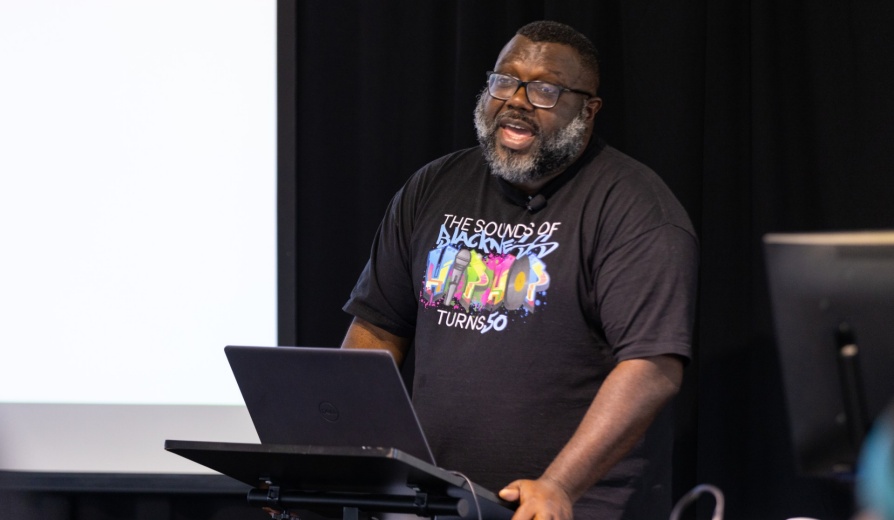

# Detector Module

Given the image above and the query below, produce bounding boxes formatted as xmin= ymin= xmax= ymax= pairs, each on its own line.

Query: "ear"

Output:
xmin=584 ymin=96 xmax=603 ymax=122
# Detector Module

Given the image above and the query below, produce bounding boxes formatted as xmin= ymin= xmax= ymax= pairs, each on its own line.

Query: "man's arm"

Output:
xmin=340 ymin=317 xmax=411 ymax=366
xmin=498 ymin=354 xmax=684 ymax=520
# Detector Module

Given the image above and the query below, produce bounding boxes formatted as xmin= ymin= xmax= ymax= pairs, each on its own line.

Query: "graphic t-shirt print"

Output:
xmin=420 ymin=213 xmax=561 ymax=333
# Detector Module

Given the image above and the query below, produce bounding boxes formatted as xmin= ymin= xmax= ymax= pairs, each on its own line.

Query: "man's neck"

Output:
xmin=510 ymin=170 xmax=564 ymax=196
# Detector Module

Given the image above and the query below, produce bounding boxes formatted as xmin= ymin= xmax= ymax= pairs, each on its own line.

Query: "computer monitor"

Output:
xmin=764 ymin=231 xmax=894 ymax=477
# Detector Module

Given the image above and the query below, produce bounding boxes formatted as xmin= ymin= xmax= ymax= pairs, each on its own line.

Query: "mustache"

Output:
xmin=494 ymin=110 xmax=540 ymax=135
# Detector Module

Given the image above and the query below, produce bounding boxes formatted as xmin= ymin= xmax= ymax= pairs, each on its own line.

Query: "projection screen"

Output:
xmin=0 ymin=0 xmax=275 ymax=479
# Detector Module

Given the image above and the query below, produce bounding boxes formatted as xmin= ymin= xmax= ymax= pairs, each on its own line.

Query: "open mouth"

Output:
xmin=497 ymin=118 xmax=537 ymax=151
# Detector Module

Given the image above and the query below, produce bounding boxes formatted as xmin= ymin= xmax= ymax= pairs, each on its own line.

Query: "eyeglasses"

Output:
xmin=486 ymin=71 xmax=595 ymax=109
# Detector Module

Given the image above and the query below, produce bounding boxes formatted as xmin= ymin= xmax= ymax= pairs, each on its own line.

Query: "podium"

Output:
xmin=165 ymin=440 xmax=515 ymax=520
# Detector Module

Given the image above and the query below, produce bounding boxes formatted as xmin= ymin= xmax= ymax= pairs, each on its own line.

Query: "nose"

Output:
xmin=506 ymin=84 xmax=535 ymax=111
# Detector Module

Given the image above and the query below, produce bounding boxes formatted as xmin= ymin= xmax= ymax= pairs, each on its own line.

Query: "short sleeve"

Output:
xmin=596 ymin=223 xmax=698 ymax=362
xmin=343 ymin=186 xmax=418 ymax=338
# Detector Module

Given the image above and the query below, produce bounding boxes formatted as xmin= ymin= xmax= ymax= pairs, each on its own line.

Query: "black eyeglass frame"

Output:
xmin=485 ymin=71 xmax=596 ymax=108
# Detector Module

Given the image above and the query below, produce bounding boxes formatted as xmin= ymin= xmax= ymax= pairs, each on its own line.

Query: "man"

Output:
xmin=342 ymin=20 xmax=698 ymax=520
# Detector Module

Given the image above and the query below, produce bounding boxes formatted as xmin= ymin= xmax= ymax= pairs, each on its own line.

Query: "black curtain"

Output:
xmin=279 ymin=1 xmax=894 ymax=520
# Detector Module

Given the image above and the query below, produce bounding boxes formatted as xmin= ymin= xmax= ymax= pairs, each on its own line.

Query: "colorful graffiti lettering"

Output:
xmin=424 ymin=245 xmax=458 ymax=303
xmin=423 ymin=246 xmax=549 ymax=312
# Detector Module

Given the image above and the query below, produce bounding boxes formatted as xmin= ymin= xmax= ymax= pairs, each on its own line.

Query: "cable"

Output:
xmin=669 ymin=483 xmax=725 ymax=520
xmin=449 ymin=471 xmax=483 ymax=520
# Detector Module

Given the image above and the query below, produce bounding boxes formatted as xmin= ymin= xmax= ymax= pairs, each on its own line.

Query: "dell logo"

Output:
xmin=318 ymin=401 xmax=340 ymax=422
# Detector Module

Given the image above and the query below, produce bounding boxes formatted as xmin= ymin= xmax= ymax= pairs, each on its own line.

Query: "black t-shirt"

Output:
xmin=345 ymin=140 xmax=698 ymax=520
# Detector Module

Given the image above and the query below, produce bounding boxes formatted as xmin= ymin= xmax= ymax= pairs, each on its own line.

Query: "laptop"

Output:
xmin=163 ymin=346 xmax=515 ymax=519
xmin=224 ymin=345 xmax=435 ymax=463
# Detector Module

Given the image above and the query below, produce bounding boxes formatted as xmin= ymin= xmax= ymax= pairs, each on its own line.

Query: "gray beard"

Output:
xmin=474 ymin=88 xmax=589 ymax=185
